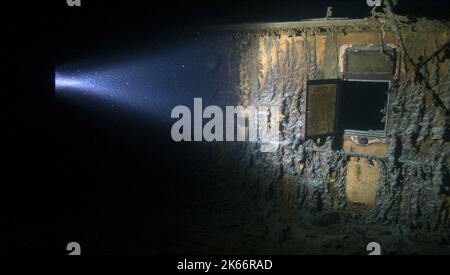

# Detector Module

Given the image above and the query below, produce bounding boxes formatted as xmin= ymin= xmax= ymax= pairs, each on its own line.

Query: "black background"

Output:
xmin=8 ymin=0 xmax=450 ymax=255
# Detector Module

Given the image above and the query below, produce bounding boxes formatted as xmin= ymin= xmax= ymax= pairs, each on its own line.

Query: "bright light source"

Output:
xmin=55 ymin=73 xmax=101 ymax=93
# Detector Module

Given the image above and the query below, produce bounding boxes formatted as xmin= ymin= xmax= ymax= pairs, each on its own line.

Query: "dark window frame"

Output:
xmin=342 ymin=79 xmax=391 ymax=139
xmin=304 ymin=79 xmax=342 ymax=139
xmin=302 ymin=46 xmax=395 ymax=141
xmin=343 ymin=46 xmax=396 ymax=81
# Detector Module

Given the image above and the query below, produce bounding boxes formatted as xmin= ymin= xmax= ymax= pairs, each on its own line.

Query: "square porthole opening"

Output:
xmin=341 ymin=80 xmax=390 ymax=137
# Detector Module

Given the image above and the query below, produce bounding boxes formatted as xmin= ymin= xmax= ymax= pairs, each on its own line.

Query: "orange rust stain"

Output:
xmin=343 ymin=139 xmax=388 ymax=207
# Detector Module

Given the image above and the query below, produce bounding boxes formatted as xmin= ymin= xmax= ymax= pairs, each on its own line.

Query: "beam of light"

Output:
xmin=55 ymin=37 xmax=220 ymax=122
xmin=54 ymin=63 xmax=167 ymax=119
xmin=55 ymin=74 xmax=83 ymax=89
xmin=55 ymin=72 xmax=107 ymax=95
